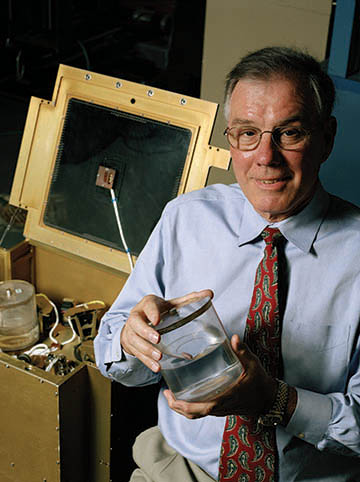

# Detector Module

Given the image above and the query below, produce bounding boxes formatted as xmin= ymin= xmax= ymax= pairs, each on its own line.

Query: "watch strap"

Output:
xmin=257 ymin=379 xmax=290 ymax=427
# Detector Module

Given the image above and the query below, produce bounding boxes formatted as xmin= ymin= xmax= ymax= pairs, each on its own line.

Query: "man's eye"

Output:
xmin=281 ymin=128 xmax=302 ymax=138
xmin=239 ymin=129 xmax=258 ymax=138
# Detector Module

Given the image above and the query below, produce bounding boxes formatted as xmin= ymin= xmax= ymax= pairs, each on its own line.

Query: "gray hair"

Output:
xmin=224 ymin=46 xmax=335 ymax=123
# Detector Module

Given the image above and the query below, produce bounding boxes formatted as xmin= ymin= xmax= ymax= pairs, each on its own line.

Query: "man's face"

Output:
xmin=228 ymin=77 xmax=336 ymax=222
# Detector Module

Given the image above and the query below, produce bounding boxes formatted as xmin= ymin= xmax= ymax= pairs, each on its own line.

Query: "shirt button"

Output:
xmin=298 ymin=433 xmax=305 ymax=439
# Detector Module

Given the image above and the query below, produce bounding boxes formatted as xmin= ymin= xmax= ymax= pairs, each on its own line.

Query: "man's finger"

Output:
xmin=163 ymin=389 xmax=214 ymax=419
xmin=168 ymin=289 xmax=214 ymax=307
xmin=231 ymin=335 xmax=256 ymax=371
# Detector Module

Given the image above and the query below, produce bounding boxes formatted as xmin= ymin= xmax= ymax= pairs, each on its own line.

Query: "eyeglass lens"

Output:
xmin=225 ymin=126 xmax=308 ymax=151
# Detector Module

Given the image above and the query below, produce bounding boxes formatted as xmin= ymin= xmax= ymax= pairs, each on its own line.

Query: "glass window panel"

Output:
xmin=44 ymin=98 xmax=191 ymax=256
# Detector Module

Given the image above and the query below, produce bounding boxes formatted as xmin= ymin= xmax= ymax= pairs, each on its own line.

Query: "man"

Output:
xmin=94 ymin=47 xmax=360 ymax=481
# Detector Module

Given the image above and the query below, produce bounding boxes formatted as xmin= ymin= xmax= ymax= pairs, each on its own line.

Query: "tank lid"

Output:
xmin=0 ymin=280 xmax=35 ymax=308
xmin=155 ymin=295 xmax=211 ymax=335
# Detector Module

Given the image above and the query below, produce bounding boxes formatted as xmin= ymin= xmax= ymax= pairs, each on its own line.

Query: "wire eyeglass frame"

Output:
xmin=223 ymin=125 xmax=312 ymax=151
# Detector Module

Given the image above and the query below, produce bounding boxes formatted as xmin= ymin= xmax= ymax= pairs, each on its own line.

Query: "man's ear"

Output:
xmin=321 ymin=116 xmax=337 ymax=164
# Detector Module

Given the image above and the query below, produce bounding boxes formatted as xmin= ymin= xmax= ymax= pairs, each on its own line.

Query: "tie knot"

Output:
xmin=261 ymin=227 xmax=283 ymax=245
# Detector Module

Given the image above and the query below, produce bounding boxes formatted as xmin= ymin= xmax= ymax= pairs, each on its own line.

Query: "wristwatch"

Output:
xmin=257 ymin=379 xmax=290 ymax=427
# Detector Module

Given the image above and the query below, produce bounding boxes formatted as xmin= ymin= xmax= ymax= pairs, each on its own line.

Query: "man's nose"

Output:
xmin=256 ymin=132 xmax=281 ymax=165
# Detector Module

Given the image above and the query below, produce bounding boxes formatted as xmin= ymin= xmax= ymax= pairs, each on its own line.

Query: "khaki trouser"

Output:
xmin=129 ymin=426 xmax=217 ymax=482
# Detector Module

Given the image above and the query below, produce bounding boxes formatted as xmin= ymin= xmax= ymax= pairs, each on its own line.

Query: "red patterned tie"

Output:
xmin=219 ymin=227 xmax=284 ymax=482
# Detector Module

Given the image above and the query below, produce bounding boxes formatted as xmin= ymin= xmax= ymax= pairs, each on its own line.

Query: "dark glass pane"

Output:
xmin=44 ymin=98 xmax=191 ymax=256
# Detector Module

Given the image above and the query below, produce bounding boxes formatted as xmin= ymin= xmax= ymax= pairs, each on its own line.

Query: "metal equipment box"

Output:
xmin=0 ymin=64 xmax=230 ymax=482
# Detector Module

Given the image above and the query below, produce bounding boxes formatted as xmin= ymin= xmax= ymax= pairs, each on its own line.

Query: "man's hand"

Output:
xmin=163 ymin=334 xmax=278 ymax=419
xmin=120 ymin=289 xmax=213 ymax=373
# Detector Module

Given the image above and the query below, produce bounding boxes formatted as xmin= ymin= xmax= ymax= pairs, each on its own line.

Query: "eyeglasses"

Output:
xmin=223 ymin=125 xmax=311 ymax=151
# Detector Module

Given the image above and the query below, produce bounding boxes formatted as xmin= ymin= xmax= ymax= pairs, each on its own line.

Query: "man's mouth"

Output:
xmin=258 ymin=177 xmax=289 ymax=184
xmin=261 ymin=179 xmax=281 ymax=184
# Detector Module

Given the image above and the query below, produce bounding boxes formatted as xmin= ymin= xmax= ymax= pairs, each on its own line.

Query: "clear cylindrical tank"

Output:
xmin=0 ymin=280 xmax=39 ymax=351
xmin=155 ymin=294 xmax=243 ymax=402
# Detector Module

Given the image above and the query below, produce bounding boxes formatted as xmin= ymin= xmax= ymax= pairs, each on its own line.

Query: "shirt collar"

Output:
xmin=237 ymin=183 xmax=330 ymax=253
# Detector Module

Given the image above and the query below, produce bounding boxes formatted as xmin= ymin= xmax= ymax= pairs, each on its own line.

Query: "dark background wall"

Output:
xmin=2 ymin=1 xmax=360 ymax=208
xmin=0 ymin=0 xmax=206 ymax=195
xmin=320 ymin=80 xmax=360 ymax=207
xmin=320 ymin=0 xmax=360 ymax=208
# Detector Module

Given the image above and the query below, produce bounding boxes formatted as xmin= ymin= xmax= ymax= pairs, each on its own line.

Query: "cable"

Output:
xmin=20 ymin=299 xmax=78 ymax=370
xmin=15 ymin=49 xmax=25 ymax=81
xmin=110 ymin=188 xmax=134 ymax=271
xmin=0 ymin=206 xmax=21 ymax=247
xmin=77 ymin=40 xmax=90 ymax=69
xmin=45 ymin=356 xmax=58 ymax=372
xmin=48 ymin=300 xmax=60 ymax=344
xmin=24 ymin=343 xmax=51 ymax=356
xmin=48 ymin=300 xmax=77 ymax=346
xmin=61 ymin=317 xmax=77 ymax=345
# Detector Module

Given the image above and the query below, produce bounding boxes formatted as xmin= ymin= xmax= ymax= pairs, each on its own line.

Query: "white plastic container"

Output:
xmin=0 ymin=280 xmax=39 ymax=351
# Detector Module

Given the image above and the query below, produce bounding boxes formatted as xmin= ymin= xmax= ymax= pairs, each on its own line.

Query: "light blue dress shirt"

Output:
xmin=94 ymin=182 xmax=360 ymax=481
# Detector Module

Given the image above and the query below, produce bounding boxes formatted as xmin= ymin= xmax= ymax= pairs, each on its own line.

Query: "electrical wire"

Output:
xmin=77 ymin=40 xmax=90 ymax=69
xmin=24 ymin=343 xmax=52 ymax=356
xmin=16 ymin=49 xmax=25 ymax=81
xmin=110 ymin=188 xmax=134 ymax=271
xmin=21 ymin=300 xmax=78 ymax=364
xmin=45 ymin=356 xmax=58 ymax=372
xmin=48 ymin=300 xmax=77 ymax=346
xmin=0 ymin=206 xmax=21 ymax=247
xmin=48 ymin=299 xmax=60 ymax=344
xmin=61 ymin=317 xmax=77 ymax=345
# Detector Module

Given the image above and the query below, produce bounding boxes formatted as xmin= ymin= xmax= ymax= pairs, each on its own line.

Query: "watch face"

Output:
xmin=259 ymin=414 xmax=282 ymax=427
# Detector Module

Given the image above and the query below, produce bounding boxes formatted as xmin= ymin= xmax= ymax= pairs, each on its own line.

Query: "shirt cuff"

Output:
xmin=102 ymin=323 xmax=135 ymax=367
xmin=285 ymin=387 xmax=332 ymax=446
xmin=110 ymin=324 xmax=126 ymax=362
